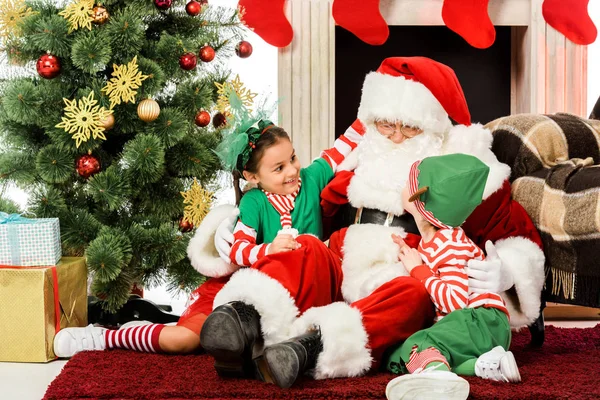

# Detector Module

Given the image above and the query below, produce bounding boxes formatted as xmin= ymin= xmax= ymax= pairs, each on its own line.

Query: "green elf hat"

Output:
xmin=407 ymin=153 xmax=489 ymax=228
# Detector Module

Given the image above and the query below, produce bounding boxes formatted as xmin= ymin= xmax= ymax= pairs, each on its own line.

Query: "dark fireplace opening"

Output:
xmin=335 ymin=26 xmax=511 ymax=136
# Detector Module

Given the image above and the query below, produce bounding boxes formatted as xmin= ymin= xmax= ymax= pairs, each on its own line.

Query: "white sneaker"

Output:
xmin=386 ymin=364 xmax=469 ymax=400
xmin=475 ymin=346 xmax=521 ymax=383
xmin=53 ymin=324 xmax=107 ymax=358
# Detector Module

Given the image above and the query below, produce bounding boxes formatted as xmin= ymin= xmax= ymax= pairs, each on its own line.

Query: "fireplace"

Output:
xmin=277 ymin=0 xmax=588 ymax=165
xmin=335 ymin=25 xmax=512 ymax=135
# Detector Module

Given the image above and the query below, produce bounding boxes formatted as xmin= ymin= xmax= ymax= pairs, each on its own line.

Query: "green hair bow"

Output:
xmin=214 ymin=83 xmax=277 ymax=172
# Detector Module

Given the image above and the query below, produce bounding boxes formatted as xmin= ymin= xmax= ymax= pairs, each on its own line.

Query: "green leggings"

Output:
xmin=386 ymin=307 xmax=511 ymax=376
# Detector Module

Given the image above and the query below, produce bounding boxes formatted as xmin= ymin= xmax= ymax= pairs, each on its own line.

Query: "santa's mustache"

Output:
xmin=362 ymin=125 xmax=444 ymax=157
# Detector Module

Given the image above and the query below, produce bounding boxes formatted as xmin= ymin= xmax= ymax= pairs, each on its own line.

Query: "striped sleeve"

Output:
xmin=230 ymin=220 xmax=270 ymax=267
xmin=320 ymin=119 xmax=366 ymax=172
xmin=412 ymin=232 xmax=475 ymax=315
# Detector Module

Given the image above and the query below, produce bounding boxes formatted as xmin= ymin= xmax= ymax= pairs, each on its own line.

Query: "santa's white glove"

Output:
xmin=214 ymin=207 xmax=239 ymax=263
xmin=466 ymin=241 xmax=514 ymax=294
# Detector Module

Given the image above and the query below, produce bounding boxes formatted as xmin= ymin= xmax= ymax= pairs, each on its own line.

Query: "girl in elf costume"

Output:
xmin=385 ymin=153 xmax=520 ymax=400
xmin=53 ymin=109 xmax=365 ymax=359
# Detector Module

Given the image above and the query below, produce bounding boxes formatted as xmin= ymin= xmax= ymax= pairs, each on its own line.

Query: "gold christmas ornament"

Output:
xmin=215 ymin=74 xmax=257 ymax=117
xmin=92 ymin=5 xmax=109 ymax=24
xmin=100 ymin=113 xmax=115 ymax=130
xmin=137 ymin=99 xmax=160 ymax=122
xmin=59 ymin=0 xmax=95 ymax=33
xmin=101 ymin=56 xmax=149 ymax=109
xmin=0 ymin=0 xmax=36 ymax=44
xmin=181 ymin=178 xmax=214 ymax=227
xmin=55 ymin=91 xmax=113 ymax=148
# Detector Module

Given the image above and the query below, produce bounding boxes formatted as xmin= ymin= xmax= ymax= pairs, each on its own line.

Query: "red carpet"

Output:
xmin=45 ymin=324 xmax=600 ymax=399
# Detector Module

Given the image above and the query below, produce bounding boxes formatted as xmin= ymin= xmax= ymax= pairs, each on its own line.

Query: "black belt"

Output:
xmin=350 ymin=206 xmax=419 ymax=235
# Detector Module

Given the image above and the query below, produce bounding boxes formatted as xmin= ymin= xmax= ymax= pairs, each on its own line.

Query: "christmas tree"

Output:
xmin=0 ymin=0 xmax=247 ymax=312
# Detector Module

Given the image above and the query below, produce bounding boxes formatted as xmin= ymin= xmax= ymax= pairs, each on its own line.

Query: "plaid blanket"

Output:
xmin=485 ymin=113 xmax=600 ymax=307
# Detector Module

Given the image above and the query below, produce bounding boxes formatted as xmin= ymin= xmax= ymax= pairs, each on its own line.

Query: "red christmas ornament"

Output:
xmin=76 ymin=154 xmax=101 ymax=178
xmin=154 ymin=0 xmax=172 ymax=10
xmin=199 ymin=45 xmax=215 ymax=62
xmin=36 ymin=53 xmax=61 ymax=79
xmin=186 ymin=1 xmax=202 ymax=16
xmin=195 ymin=110 xmax=211 ymax=127
xmin=179 ymin=52 xmax=197 ymax=70
xmin=212 ymin=112 xmax=227 ymax=128
xmin=179 ymin=218 xmax=194 ymax=233
xmin=235 ymin=41 xmax=253 ymax=58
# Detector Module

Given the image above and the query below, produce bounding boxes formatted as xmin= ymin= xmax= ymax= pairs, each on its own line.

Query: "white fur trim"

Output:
xmin=357 ymin=72 xmax=452 ymax=133
xmin=213 ymin=268 xmax=299 ymax=345
xmin=495 ymin=237 xmax=546 ymax=328
xmin=277 ymin=228 xmax=298 ymax=238
xmin=342 ymin=224 xmax=409 ymax=303
xmin=290 ymin=302 xmax=373 ymax=379
xmin=187 ymin=204 xmax=240 ymax=278
xmin=443 ymin=124 xmax=511 ymax=198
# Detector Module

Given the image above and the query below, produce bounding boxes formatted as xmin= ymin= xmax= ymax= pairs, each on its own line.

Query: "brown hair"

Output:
xmin=234 ymin=126 xmax=290 ymax=204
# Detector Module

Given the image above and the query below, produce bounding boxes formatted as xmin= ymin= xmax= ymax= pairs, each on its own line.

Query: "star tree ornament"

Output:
xmin=55 ymin=91 xmax=113 ymax=148
xmin=0 ymin=0 xmax=37 ymax=45
xmin=101 ymin=56 xmax=149 ymax=109
xmin=215 ymin=74 xmax=257 ymax=117
xmin=181 ymin=178 xmax=214 ymax=227
xmin=59 ymin=0 xmax=95 ymax=33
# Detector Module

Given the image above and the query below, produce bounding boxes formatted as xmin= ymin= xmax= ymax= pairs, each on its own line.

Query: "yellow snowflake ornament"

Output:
xmin=101 ymin=56 xmax=149 ymax=109
xmin=181 ymin=179 xmax=214 ymax=227
xmin=215 ymin=75 xmax=257 ymax=116
xmin=59 ymin=0 xmax=95 ymax=33
xmin=0 ymin=0 xmax=36 ymax=44
xmin=55 ymin=91 xmax=113 ymax=148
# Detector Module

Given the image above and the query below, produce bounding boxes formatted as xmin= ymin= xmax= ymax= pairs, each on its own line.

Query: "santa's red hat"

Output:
xmin=357 ymin=57 xmax=471 ymax=133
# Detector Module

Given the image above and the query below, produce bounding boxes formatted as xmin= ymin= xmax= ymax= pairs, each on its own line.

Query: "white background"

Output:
xmin=2 ymin=1 xmax=600 ymax=314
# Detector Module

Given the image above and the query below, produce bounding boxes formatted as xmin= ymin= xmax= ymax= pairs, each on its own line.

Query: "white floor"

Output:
xmin=2 ymin=320 xmax=598 ymax=400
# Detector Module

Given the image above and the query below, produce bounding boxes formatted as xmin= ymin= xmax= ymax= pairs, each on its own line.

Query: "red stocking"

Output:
xmin=542 ymin=0 xmax=597 ymax=45
xmin=238 ymin=0 xmax=293 ymax=48
xmin=442 ymin=0 xmax=495 ymax=49
xmin=332 ymin=0 xmax=389 ymax=46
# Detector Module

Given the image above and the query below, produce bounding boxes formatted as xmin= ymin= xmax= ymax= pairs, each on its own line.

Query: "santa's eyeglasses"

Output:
xmin=375 ymin=121 xmax=423 ymax=139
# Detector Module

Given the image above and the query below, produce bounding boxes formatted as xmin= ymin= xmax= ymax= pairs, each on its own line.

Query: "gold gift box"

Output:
xmin=0 ymin=257 xmax=87 ymax=362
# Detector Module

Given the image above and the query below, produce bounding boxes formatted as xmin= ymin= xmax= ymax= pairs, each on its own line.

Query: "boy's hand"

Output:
xmin=392 ymin=234 xmax=423 ymax=272
xmin=268 ymin=234 xmax=301 ymax=254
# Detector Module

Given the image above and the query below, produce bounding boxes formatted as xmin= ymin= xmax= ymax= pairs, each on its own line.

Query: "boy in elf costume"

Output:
xmin=386 ymin=153 xmax=520 ymax=400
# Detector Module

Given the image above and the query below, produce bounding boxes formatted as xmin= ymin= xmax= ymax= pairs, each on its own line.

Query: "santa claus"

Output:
xmin=190 ymin=57 xmax=545 ymax=388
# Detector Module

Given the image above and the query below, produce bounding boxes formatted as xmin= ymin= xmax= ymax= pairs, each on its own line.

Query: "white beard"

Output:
xmin=347 ymin=126 xmax=445 ymax=215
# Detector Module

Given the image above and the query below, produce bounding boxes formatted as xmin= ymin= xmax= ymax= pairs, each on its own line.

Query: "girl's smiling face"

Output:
xmin=243 ymin=138 xmax=301 ymax=195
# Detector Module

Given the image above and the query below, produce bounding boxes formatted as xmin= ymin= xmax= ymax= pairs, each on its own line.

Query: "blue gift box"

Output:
xmin=0 ymin=213 xmax=62 ymax=266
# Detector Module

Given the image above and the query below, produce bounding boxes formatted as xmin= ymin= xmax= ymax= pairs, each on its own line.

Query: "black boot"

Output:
xmin=255 ymin=329 xmax=323 ymax=388
xmin=200 ymin=301 xmax=263 ymax=378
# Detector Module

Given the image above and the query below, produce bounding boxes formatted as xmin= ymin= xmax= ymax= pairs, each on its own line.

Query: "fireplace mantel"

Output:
xmin=277 ymin=0 xmax=587 ymax=165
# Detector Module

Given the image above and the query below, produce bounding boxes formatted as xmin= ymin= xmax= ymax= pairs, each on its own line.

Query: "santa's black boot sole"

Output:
xmin=200 ymin=302 xmax=262 ymax=378
xmin=256 ymin=342 xmax=305 ymax=388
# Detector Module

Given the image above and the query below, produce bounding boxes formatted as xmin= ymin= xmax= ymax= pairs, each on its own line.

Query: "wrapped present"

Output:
xmin=0 ymin=213 xmax=62 ymax=266
xmin=0 ymin=257 xmax=87 ymax=362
